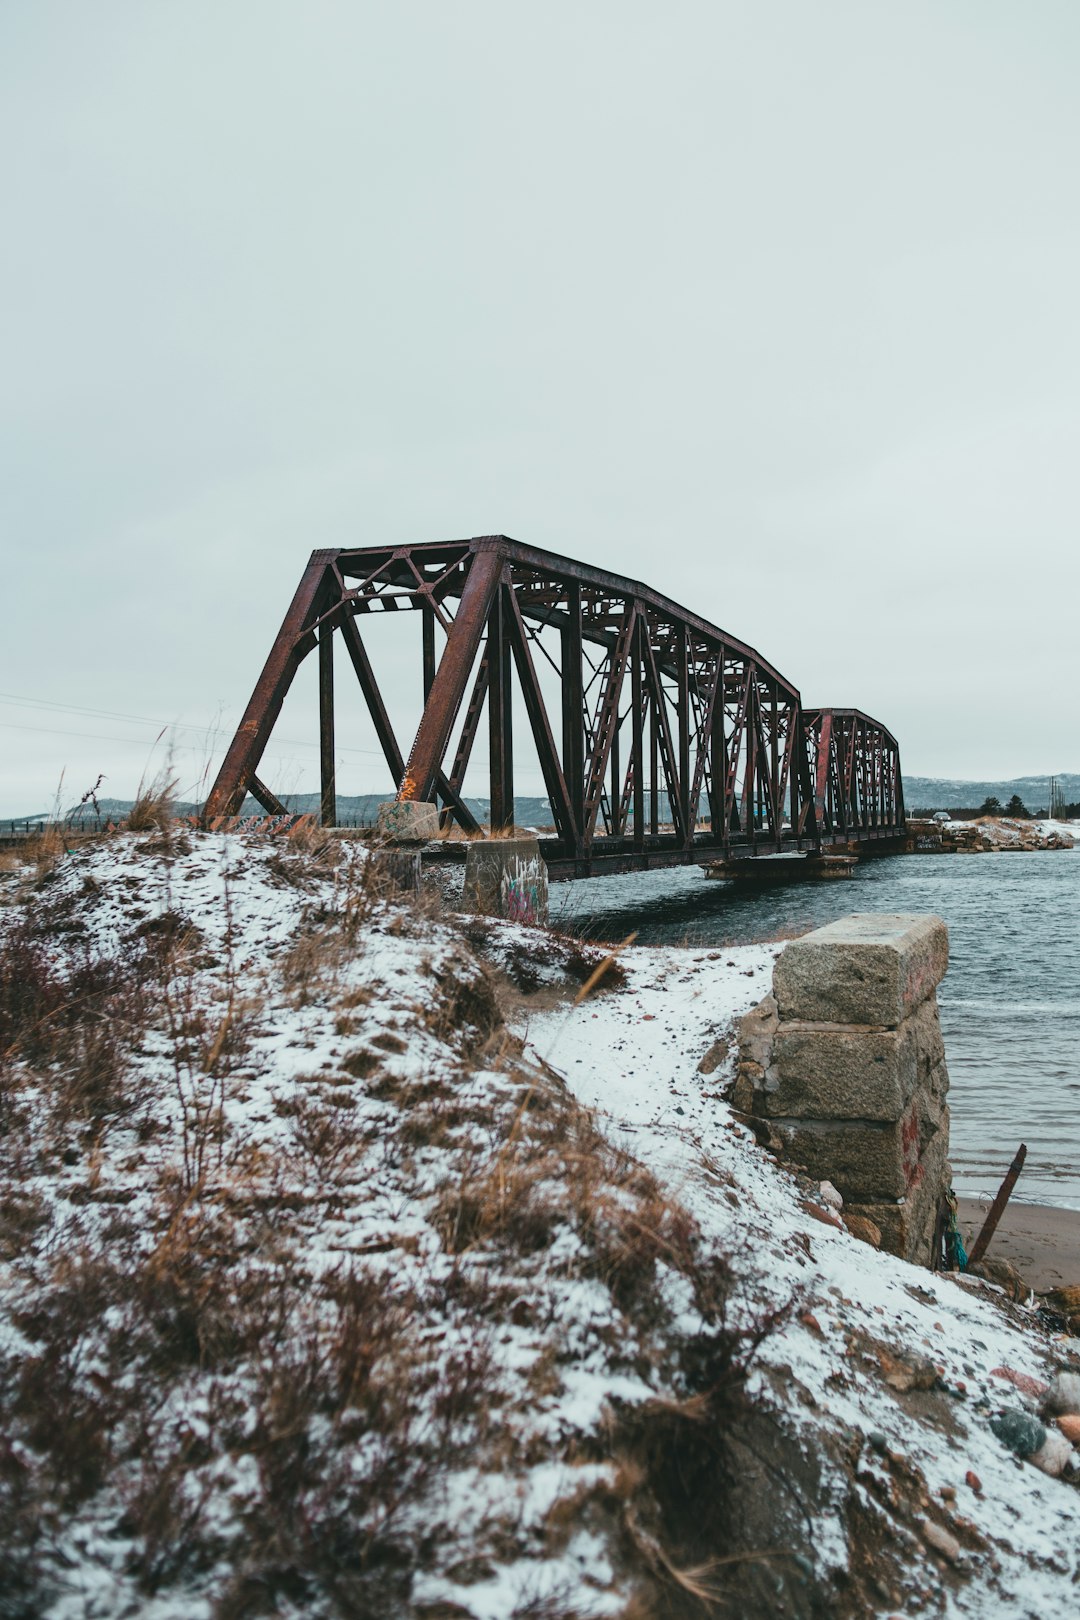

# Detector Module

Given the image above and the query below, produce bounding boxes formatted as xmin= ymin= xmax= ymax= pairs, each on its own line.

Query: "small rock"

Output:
xmin=867 ymin=1430 xmax=889 ymax=1454
xmin=1044 ymin=1371 xmax=1080 ymax=1418
xmin=799 ymin=1311 xmax=824 ymax=1336
xmin=877 ymin=1346 xmax=939 ymax=1393
xmin=696 ymin=1036 xmax=730 ymax=1075
xmin=965 ymin=1470 xmax=982 ymax=1494
xmin=990 ymin=1408 xmax=1047 ymax=1458
xmin=803 ymin=1200 xmax=844 ymax=1230
xmin=939 ymin=1485 xmax=956 ymax=1502
xmin=818 ymin=1180 xmax=844 ymax=1212
xmin=729 ymin=1071 xmax=756 ymax=1112
xmin=1056 ymin=1413 xmax=1080 ymax=1445
xmin=969 ymin=1258 xmax=1031 ymax=1301
xmin=989 ymin=1366 xmax=1048 ymax=1400
xmin=843 ymin=1212 xmax=882 ymax=1248
xmin=1045 ymin=1284 xmax=1080 ymax=1316
xmin=1030 ymin=1429 xmax=1073 ymax=1478
xmin=921 ymin=1519 xmax=962 ymax=1563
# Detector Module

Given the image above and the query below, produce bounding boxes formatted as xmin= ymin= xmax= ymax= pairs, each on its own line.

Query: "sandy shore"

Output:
xmin=957 ymin=1198 xmax=1080 ymax=1293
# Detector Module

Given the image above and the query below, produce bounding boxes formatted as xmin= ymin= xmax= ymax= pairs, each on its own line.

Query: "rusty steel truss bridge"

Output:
xmin=204 ymin=536 xmax=905 ymax=879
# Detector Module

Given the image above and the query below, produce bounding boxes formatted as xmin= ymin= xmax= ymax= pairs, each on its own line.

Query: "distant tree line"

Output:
xmin=912 ymin=796 xmax=1080 ymax=820
xmin=979 ymin=795 xmax=1031 ymax=818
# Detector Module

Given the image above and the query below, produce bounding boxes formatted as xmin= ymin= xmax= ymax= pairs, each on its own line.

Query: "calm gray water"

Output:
xmin=551 ymin=853 xmax=1080 ymax=1210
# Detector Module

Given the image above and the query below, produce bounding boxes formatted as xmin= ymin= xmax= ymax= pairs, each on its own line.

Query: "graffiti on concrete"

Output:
xmin=500 ymin=856 xmax=546 ymax=926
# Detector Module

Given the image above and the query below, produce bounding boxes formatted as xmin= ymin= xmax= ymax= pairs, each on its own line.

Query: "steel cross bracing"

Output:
xmin=203 ymin=537 xmax=906 ymax=877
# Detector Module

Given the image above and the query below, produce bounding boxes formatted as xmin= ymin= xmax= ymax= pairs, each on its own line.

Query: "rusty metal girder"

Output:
xmin=202 ymin=536 xmax=906 ymax=875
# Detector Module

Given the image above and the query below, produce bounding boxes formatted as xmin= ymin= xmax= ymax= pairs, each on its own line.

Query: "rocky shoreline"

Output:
xmin=907 ymin=816 xmax=1076 ymax=853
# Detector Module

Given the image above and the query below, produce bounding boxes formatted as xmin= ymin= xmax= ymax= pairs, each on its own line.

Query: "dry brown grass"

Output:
xmin=128 ymin=767 xmax=179 ymax=832
xmin=1 ymin=1192 xmax=512 ymax=1617
xmin=463 ymin=919 xmax=630 ymax=1000
xmin=0 ymin=912 xmax=155 ymax=1143
xmin=28 ymin=820 xmax=67 ymax=880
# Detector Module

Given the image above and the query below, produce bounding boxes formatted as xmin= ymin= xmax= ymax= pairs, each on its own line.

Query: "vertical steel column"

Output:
xmin=609 ymin=706 xmax=620 ymax=836
xmin=649 ymin=693 xmax=658 ymax=834
xmin=743 ymin=679 xmax=757 ymax=847
xmin=677 ymin=626 xmax=691 ymax=844
xmin=813 ymin=712 xmax=832 ymax=833
xmin=769 ymin=686 xmax=780 ymax=849
xmin=504 ymin=589 xmax=578 ymax=845
xmin=488 ymin=584 xmax=514 ymax=830
xmin=842 ymin=717 xmax=855 ymax=831
xmin=561 ymin=581 xmax=585 ymax=845
xmin=895 ymin=738 xmax=905 ymax=824
xmin=709 ymin=659 xmax=726 ymax=843
xmin=422 ymin=600 xmax=437 ymax=701
xmin=631 ymin=619 xmax=644 ymax=849
xmin=319 ymin=621 xmax=336 ymax=828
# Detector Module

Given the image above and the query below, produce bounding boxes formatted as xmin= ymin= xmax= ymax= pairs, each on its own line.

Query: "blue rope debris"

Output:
xmin=944 ymin=1187 xmax=968 ymax=1271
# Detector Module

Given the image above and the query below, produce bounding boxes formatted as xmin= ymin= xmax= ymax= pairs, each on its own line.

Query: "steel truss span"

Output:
xmin=203 ymin=537 xmax=905 ymax=876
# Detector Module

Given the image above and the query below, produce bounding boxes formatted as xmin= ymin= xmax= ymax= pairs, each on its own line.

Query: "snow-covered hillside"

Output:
xmin=1 ymin=828 xmax=1079 ymax=1618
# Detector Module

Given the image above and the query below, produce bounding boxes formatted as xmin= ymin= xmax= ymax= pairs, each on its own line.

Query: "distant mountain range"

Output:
xmin=9 ymin=792 xmax=563 ymax=829
xmin=903 ymin=775 xmax=1080 ymax=813
xmin=9 ymin=777 xmax=1078 ymax=827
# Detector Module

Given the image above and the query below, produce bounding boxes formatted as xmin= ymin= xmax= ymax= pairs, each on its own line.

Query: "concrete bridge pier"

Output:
xmin=463 ymin=835 xmax=549 ymax=926
xmin=371 ymin=799 xmax=442 ymax=891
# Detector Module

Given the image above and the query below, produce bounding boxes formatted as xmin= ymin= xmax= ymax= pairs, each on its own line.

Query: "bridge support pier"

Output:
xmin=734 ymin=914 xmax=951 ymax=1265
xmin=463 ymin=835 xmax=549 ymax=926
xmin=370 ymin=799 xmax=440 ymax=893
xmin=377 ymin=800 xmax=441 ymax=843
xmin=704 ymin=854 xmax=858 ymax=883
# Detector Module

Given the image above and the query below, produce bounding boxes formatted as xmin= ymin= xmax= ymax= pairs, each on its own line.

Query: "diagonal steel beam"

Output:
xmin=203 ymin=553 xmax=334 ymax=822
xmin=401 ymin=548 xmax=505 ymax=803
xmin=449 ymin=658 xmax=491 ymax=790
xmin=339 ymin=610 xmax=405 ymax=782
xmin=249 ymin=775 xmax=290 ymax=817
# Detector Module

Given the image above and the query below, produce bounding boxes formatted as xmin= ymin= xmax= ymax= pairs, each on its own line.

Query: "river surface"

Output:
xmin=550 ymin=853 xmax=1080 ymax=1211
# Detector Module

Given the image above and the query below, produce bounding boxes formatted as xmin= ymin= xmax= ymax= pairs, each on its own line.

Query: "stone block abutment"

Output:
xmin=735 ymin=913 xmax=951 ymax=1265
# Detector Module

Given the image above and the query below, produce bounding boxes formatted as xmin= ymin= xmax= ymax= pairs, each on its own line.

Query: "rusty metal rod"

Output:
xmin=967 ymin=1144 xmax=1028 ymax=1269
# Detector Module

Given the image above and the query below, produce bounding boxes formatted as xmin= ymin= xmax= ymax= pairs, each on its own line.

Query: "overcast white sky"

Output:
xmin=3 ymin=2 xmax=1079 ymax=814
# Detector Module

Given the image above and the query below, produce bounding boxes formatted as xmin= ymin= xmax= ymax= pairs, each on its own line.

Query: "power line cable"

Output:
xmin=0 ymin=690 xmax=387 ymax=757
